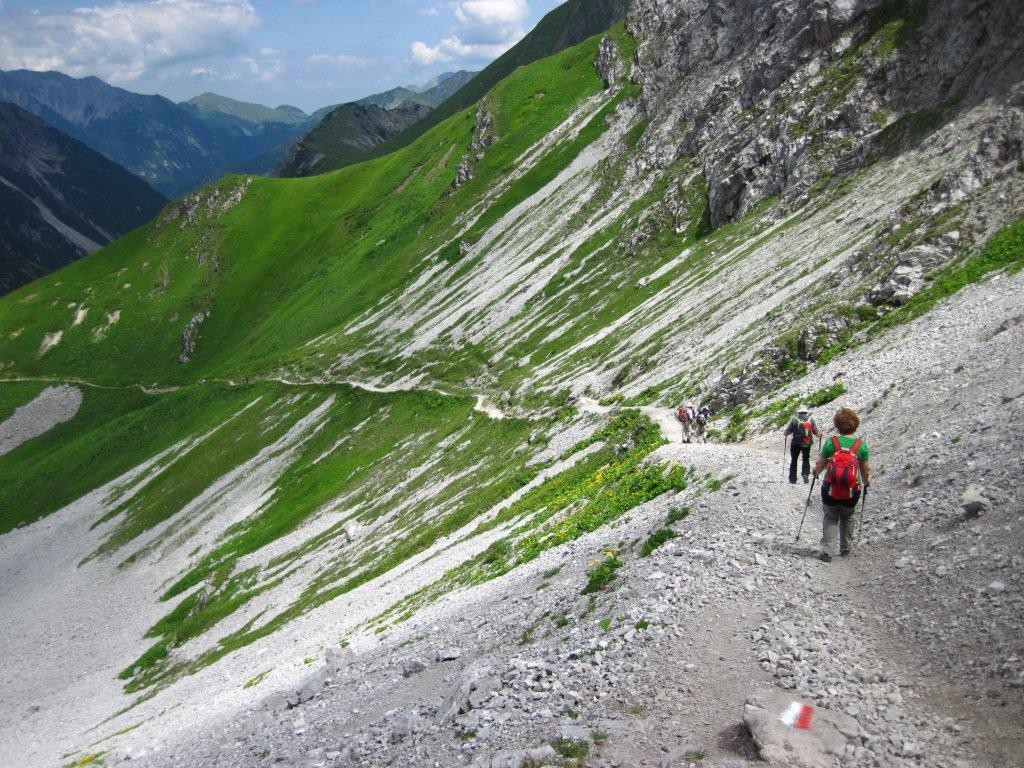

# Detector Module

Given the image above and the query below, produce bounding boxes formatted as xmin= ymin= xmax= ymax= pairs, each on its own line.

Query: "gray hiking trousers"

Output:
xmin=821 ymin=502 xmax=857 ymax=556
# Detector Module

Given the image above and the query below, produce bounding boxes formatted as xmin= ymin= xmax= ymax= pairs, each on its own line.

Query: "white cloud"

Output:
xmin=411 ymin=0 xmax=528 ymax=66
xmin=0 ymin=0 xmax=259 ymax=85
xmin=306 ymin=53 xmax=373 ymax=69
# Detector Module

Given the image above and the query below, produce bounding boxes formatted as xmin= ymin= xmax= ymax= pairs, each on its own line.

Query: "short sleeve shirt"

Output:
xmin=820 ymin=434 xmax=870 ymax=462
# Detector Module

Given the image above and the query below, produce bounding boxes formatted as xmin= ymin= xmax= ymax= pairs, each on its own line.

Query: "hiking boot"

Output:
xmin=819 ymin=553 xmax=832 ymax=563
xmin=803 ymin=475 xmax=810 ymax=484
xmin=789 ymin=477 xmax=797 ymax=484
xmin=840 ymin=550 xmax=851 ymax=557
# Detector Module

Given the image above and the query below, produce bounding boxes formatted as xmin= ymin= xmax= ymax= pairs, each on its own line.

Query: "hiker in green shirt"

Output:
xmin=813 ymin=406 xmax=871 ymax=562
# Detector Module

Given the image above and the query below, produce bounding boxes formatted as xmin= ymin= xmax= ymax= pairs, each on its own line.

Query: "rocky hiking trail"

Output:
xmin=123 ymin=432 xmax=1018 ymax=768
xmin=4 ymin=272 xmax=1022 ymax=768
xmin=108 ymin=271 xmax=1024 ymax=768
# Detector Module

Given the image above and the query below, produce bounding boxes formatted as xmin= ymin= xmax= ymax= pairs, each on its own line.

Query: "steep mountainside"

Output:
xmin=0 ymin=2 xmax=1022 ymax=767
xmin=0 ymin=71 xmax=315 ymax=195
xmin=274 ymin=100 xmax=433 ymax=177
xmin=0 ymin=102 xmax=166 ymax=294
xmin=277 ymin=74 xmax=477 ymax=178
xmin=283 ymin=0 xmax=630 ymax=176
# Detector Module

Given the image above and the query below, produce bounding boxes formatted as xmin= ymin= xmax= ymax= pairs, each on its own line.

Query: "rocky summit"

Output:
xmin=0 ymin=1 xmax=1021 ymax=767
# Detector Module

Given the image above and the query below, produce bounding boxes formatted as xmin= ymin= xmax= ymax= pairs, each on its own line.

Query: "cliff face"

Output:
xmin=628 ymin=0 xmax=1024 ymax=226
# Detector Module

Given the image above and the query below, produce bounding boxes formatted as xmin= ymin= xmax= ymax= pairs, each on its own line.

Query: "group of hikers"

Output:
xmin=677 ymin=401 xmax=870 ymax=564
xmin=674 ymin=402 xmax=711 ymax=443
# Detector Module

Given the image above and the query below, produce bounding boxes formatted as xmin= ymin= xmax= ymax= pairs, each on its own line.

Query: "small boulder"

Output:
xmin=743 ymin=691 xmax=859 ymax=768
xmin=961 ymin=484 xmax=991 ymax=518
xmin=483 ymin=745 xmax=558 ymax=768
xmin=403 ymin=657 xmax=428 ymax=678
xmin=659 ymin=744 xmax=701 ymax=768
xmin=554 ymin=723 xmax=591 ymax=743
xmin=983 ymin=580 xmax=1007 ymax=596
xmin=437 ymin=647 xmax=463 ymax=662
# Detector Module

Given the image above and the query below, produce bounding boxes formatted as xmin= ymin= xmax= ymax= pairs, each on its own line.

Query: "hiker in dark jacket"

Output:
xmin=813 ymin=406 xmax=871 ymax=562
xmin=784 ymin=406 xmax=820 ymax=484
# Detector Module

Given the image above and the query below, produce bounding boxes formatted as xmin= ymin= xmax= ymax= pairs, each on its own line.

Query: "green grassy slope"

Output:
xmin=0 ymin=29 xmax=623 ymax=389
xmin=0 ymin=28 xmax=644 ymax=694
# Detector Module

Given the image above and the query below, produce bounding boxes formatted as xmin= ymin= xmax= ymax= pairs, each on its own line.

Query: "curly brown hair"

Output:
xmin=834 ymin=406 xmax=860 ymax=435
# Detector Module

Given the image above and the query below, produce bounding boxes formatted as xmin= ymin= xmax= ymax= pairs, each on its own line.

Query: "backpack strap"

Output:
xmin=831 ymin=435 xmax=841 ymax=453
xmin=850 ymin=438 xmax=862 ymax=454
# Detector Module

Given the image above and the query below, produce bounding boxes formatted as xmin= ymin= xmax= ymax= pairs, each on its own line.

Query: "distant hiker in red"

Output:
xmin=677 ymin=402 xmax=695 ymax=443
xmin=813 ymin=406 xmax=871 ymax=562
xmin=784 ymin=406 xmax=820 ymax=484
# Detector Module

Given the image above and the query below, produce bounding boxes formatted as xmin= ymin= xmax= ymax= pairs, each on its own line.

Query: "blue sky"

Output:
xmin=0 ymin=0 xmax=565 ymax=112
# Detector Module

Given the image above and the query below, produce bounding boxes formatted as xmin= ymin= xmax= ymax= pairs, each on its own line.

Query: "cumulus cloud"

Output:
xmin=411 ymin=0 xmax=528 ymax=66
xmin=0 ymin=0 xmax=259 ymax=85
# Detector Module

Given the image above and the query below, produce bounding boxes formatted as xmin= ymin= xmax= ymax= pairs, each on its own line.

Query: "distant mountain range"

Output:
xmin=0 ymin=101 xmax=166 ymax=294
xmin=275 ymin=71 xmax=475 ymax=178
xmin=0 ymin=69 xmax=480 ymax=196
xmin=277 ymin=0 xmax=630 ymax=177
xmin=357 ymin=71 xmax=478 ymax=109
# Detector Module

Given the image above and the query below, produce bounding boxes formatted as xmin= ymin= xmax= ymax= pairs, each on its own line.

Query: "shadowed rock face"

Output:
xmin=274 ymin=101 xmax=433 ymax=178
xmin=0 ymin=101 xmax=166 ymax=294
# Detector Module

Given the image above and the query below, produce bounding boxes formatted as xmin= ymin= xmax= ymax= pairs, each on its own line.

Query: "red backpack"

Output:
xmin=824 ymin=435 xmax=862 ymax=500
xmin=677 ymin=407 xmax=692 ymax=423
xmin=798 ymin=421 xmax=815 ymax=447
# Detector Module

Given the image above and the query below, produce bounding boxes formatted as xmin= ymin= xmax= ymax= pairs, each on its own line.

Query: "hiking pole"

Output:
xmin=783 ymin=436 xmax=789 ymax=480
xmin=795 ymin=474 xmax=818 ymax=543
xmin=856 ymin=486 xmax=869 ymax=543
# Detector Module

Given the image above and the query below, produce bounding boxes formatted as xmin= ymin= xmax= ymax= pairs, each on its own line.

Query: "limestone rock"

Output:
xmin=960 ymin=484 xmax=991 ymax=518
xmin=595 ymin=36 xmax=625 ymax=88
xmin=402 ymin=657 xmax=428 ymax=678
xmin=743 ymin=691 xmax=859 ymax=768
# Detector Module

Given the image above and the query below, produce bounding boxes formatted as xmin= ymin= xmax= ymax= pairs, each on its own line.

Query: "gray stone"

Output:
xmin=659 ymin=744 xmax=701 ymax=767
xmin=484 ymin=745 xmax=558 ymax=768
xmin=402 ymin=657 xmax=428 ymax=678
xmin=743 ymin=691 xmax=859 ymax=768
xmin=960 ymin=484 xmax=991 ymax=518
xmin=983 ymin=580 xmax=1006 ymax=596
xmin=437 ymin=647 xmax=463 ymax=661
xmin=554 ymin=723 xmax=592 ymax=743
xmin=595 ymin=36 xmax=625 ymax=88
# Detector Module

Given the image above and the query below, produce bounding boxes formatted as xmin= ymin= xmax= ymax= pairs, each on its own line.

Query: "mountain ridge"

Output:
xmin=282 ymin=0 xmax=630 ymax=177
xmin=0 ymin=101 xmax=166 ymax=294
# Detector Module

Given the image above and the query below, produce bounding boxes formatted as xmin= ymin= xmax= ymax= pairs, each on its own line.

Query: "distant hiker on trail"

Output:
xmin=784 ymin=406 xmax=821 ymax=484
xmin=677 ymin=402 xmax=696 ymax=443
xmin=694 ymin=405 xmax=711 ymax=443
xmin=813 ymin=406 xmax=871 ymax=562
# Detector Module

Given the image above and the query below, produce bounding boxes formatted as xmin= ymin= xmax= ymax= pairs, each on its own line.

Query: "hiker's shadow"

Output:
xmin=766 ymin=539 xmax=819 ymax=559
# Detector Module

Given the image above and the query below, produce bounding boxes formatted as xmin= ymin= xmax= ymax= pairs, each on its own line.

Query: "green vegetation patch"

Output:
xmin=372 ymin=413 xmax=686 ymax=628
xmin=640 ymin=528 xmax=677 ymax=557
xmin=0 ymin=379 xmax=48 ymax=423
xmin=583 ymin=555 xmax=623 ymax=594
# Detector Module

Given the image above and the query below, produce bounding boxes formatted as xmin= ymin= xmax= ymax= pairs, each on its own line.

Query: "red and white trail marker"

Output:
xmin=779 ymin=701 xmax=815 ymax=730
